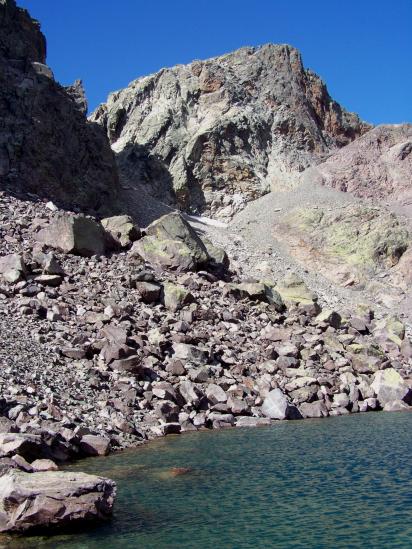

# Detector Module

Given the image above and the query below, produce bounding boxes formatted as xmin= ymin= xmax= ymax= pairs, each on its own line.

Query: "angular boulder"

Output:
xmin=227 ymin=282 xmax=284 ymax=311
xmin=162 ymin=282 xmax=193 ymax=312
xmin=0 ymin=254 xmax=26 ymax=283
xmin=374 ymin=317 xmax=406 ymax=347
xmin=132 ymin=212 xmax=209 ymax=271
xmin=0 ymin=470 xmax=116 ymax=533
xmin=101 ymin=215 xmax=140 ymax=248
xmin=178 ymin=381 xmax=201 ymax=406
xmin=135 ymin=281 xmax=162 ymax=304
xmin=300 ymin=400 xmax=329 ymax=418
xmin=0 ymin=433 xmax=43 ymax=462
xmin=202 ymin=237 xmax=230 ymax=270
xmin=261 ymin=388 xmax=302 ymax=420
xmin=275 ymin=274 xmax=317 ymax=305
xmin=383 ymin=400 xmax=410 ymax=412
xmin=371 ymin=368 xmax=412 ymax=406
xmin=315 ymin=309 xmax=342 ymax=329
xmin=37 ymin=214 xmax=106 ymax=257
xmin=79 ymin=435 xmax=110 ymax=457
xmin=172 ymin=342 xmax=208 ymax=364
xmin=33 ymin=251 xmax=64 ymax=275
xmin=206 ymin=384 xmax=228 ymax=405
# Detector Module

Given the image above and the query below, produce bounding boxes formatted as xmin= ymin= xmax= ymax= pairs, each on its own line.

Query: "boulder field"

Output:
xmin=0 ymin=194 xmax=411 ymax=475
xmin=0 ymin=0 xmax=412 ymax=536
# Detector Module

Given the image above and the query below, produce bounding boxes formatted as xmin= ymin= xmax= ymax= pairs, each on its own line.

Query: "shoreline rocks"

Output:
xmin=0 ymin=470 xmax=116 ymax=533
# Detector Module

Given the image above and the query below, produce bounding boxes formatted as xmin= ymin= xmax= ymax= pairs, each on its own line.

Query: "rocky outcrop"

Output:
xmin=91 ymin=44 xmax=369 ymax=218
xmin=303 ymin=124 xmax=412 ymax=204
xmin=0 ymin=470 xmax=116 ymax=533
xmin=0 ymin=0 xmax=119 ymax=211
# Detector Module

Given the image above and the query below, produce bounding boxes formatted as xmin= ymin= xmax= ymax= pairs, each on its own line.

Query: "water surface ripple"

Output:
xmin=5 ymin=412 xmax=412 ymax=548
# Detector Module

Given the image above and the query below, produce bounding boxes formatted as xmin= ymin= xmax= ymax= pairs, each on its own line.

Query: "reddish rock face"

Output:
xmin=303 ymin=124 xmax=412 ymax=203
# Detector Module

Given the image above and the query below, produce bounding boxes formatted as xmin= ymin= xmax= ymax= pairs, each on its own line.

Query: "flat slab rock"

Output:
xmin=0 ymin=470 xmax=116 ymax=533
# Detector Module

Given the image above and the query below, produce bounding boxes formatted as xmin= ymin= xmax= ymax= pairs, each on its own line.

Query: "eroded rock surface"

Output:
xmin=91 ymin=44 xmax=369 ymax=218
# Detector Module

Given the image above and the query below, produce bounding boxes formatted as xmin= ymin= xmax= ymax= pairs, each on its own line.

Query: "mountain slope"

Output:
xmin=302 ymin=124 xmax=412 ymax=207
xmin=91 ymin=44 xmax=370 ymax=217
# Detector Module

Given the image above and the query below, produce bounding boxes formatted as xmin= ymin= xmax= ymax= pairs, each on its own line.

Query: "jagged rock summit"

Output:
xmin=0 ymin=0 xmax=119 ymax=212
xmin=91 ymin=44 xmax=370 ymax=218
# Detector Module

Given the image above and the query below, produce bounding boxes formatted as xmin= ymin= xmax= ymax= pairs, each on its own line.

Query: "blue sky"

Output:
xmin=19 ymin=0 xmax=411 ymax=124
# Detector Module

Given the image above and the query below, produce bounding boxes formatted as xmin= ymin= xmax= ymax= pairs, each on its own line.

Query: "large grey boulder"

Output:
xmin=261 ymin=388 xmax=302 ymax=420
xmin=132 ymin=212 xmax=209 ymax=271
xmin=371 ymin=368 xmax=412 ymax=407
xmin=0 ymin=470 xmax=116 ymax=533
xmin=37 ymin=215 xmax=106 ymax=257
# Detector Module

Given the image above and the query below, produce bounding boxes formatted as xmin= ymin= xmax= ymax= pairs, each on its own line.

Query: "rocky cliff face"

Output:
xmin=91 ymin=44 xmax=370 ymax=217
xmin=0 ymin=0 xmax=119 ymax=212
xmin=303 ymin=124 xmax=412 ymax=204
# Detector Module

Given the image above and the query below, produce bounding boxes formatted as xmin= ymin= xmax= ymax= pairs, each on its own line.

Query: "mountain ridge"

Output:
xmin=91 ymin=43 xmax=370 ymax=218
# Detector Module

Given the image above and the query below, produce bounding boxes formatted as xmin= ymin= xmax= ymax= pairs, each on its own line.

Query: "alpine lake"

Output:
xmin=2 ymin=411 xmax=411 ymax=549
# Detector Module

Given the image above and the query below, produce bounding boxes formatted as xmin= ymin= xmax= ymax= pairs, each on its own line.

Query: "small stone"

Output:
xmin=31 ymin=459 xmax=59 ymax=472
xmin=34 ymin=274 xmax=63 ymax=287
xmin=261 ymin=389 xmax=302 ymax=420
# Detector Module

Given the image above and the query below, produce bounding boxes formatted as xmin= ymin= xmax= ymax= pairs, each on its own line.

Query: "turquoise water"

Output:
xmin=3 ymin=412 xmax=412 ymax=548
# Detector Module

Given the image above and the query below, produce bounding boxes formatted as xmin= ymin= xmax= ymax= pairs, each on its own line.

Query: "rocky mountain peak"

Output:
xmin=0 ymin=0 xmax=119 ymax=213
xmin=91 ymin=43 xmax=370 ymax=219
